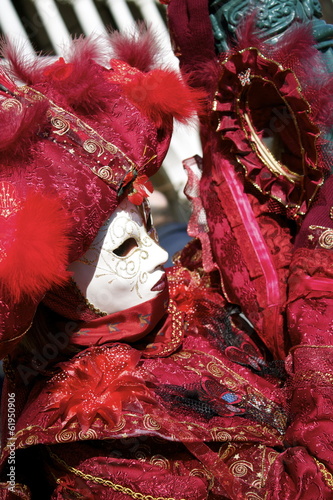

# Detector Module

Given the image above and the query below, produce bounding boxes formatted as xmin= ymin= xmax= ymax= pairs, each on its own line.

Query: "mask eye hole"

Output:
xmin=146 ymin=212 xmax=153 ymax=233
xmin=113 ymin=237 xmax=138 ymax=257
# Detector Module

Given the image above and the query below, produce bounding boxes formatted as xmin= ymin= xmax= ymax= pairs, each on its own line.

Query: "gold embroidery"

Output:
xmin=55 ymin=428 xmax=77 ymax=443
xmin=230 ymin=459 xmax=253 ymax=477
xmin=83 ymin=138 xmax=105 ymax=156
xmin=91 ymin=164 xmax=115 ymax=184
xmin=143 ymin=414 xmax=161 ymax=431
xmin=330 ymin=207 xmax=333 ymax=220
xmin=149 ymin=455 xmax=170 ymax=470
xmin=1 ymin=98 xmax=23 ymax=112
xmin=78 ymin=429 xmax=98 ymax=440
xmin=51 ymin=115 xmax=70 ymax=135
xmin=319 ymin=230 xmax=333 ymax=249
xmin=309 ymin=225 xmax=333 ymax=249
xmin=47 ymin=447 xmax=188 ymax=500
xmin=24 ymin=435 xmax=38 ymax=446
xmin=314 ymin=458 xmax=333 ymax=491
xmin=0 ymin=181 xmax=20 ymax=219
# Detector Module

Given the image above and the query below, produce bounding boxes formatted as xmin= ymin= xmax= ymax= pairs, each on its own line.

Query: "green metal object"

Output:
xmin=209 ymin=0 xmax=333 ymax=67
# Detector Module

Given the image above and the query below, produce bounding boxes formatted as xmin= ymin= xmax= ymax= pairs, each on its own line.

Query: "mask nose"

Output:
xmin=149 ymin=238 xmax=169 ymax=268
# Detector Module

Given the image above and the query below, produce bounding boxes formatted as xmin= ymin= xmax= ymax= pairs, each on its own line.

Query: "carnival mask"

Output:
xmin=68 ymin=198 xmax=169 ymax=315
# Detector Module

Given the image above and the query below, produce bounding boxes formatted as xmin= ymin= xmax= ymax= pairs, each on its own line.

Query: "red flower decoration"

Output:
xmin=43 ymin=57 xmax=74 ymax=81
xmin=213 ymin=48 xmax=324 ymax=219
xmin=44 ymin=344 xmax=156 ymax=432
xmin=128 ymin=174 xmax=154 ymax=205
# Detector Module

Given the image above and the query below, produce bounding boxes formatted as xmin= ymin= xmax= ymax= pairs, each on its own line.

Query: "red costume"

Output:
xmin=0 ymin=5 xmax=333 ymax=500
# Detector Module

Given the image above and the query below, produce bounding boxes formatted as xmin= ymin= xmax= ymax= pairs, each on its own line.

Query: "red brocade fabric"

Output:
xmin=0 ymin=262 xmax=288 ymax=500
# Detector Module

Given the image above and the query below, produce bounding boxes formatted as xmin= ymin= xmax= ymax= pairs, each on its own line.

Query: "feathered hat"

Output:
xmin=0 ymin=30 xmax=202 ymax=357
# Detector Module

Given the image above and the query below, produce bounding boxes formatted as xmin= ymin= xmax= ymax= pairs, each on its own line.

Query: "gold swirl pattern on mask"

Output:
xmin=134 ymin=450 xmax=148 ymax=461
xmin=91 ymin=164 xmax=115 ymax=184
xmin=206 ymin=361 xmax=228 ymax=379
xmin=190 ymin=467 xmax=215 ymax=489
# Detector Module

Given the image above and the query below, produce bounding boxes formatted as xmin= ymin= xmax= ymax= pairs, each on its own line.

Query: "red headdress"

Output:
xmin=0 ymin=31 xmax=202 ymax=357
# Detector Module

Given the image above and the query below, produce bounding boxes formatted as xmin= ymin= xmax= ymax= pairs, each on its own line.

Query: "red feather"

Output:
xmin=234 ymin=11 xmax=262 ymax=52
xmin=122 ymin=68 xmax=205 ymax=126
xmin=0 ymin=193 xmax=71 ymax=302
xmin=109 ymin=24 xmax=159 ymax=72
xmin=0 ymin=38 xmax=46 ymax=85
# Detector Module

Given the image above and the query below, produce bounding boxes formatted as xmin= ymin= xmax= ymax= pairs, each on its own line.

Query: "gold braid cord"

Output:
xmin=47 ymin=447 xmax=187 ymax=500
xmin=314 ymin=458 xmax=333 ymax=491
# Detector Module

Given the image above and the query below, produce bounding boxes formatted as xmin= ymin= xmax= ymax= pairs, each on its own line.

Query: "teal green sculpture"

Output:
xmin=209 ymin=0 xmax=333 ymax=71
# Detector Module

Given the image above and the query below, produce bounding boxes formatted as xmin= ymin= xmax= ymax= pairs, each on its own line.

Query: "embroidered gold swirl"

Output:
xmin=83 ymin=139 xmax=104 ymax=156
xmin=172 ymin=351 xmax=192 ymax=361
xmin=143 ymin=414 xmax=161 ymax=431
xmin=1 ymin=98 xmax=23 ymax=112
xmin=210 ymin=429 xmax=232 ymax=441
xmin=92 ymin=165 xmax=114 ymax=183
xmin=24 ymin=434 xmax=39 ymax=446
xmin=78 ymin=429 xmax=98 ymax=440
xmin=230 ymin=460 xmax=253 ymax=477
xmin=109 ymin=415 xmax=126 ymax=432
xmin=150 ymin=455 xmax=170 ymax=470
xmin=55 ymin=429 xmax=77 ymax=443
xmin=251 ymin=479 xmax=263 ymax=489
xmin=319 ymin=229 xmax=333 ymax=249
xmin=105 ymin=143 xmax=118 ymax=154
xmin=268 ymin=451 xmax=279 ymax=465
xmin=218 ymin=443 xmax=236 ymax=460
xmin=207 ymin=361 xmax=225 ymax=378
xmin=246 ymin=493 xmax=264 ymax=499
xmin=19 ymin=85 xmax=44 ymax=101
xmin=134 ymin=450 xmax=148 ymax=461
xmin=51 ymin=116 xmax=70 ymax=135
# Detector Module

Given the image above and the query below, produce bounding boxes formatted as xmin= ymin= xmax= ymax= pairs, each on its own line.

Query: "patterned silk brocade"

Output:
xmin=0 ymin=257 xmax=287 ymax=499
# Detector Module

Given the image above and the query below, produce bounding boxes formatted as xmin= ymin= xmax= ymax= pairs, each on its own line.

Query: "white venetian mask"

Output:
xmin=68 ymin=198 xmax=169 ymax=315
